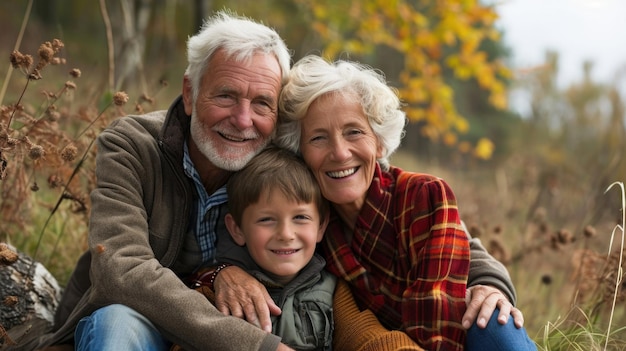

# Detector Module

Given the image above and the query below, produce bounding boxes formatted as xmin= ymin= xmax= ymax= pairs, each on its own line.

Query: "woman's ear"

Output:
xmin=225 ymin=214 xmax=246 ymax=246
xmin=376 ymin=140 xmax=384 ymax=159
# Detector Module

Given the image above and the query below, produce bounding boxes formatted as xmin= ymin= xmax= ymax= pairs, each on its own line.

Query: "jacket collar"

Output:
xmin=159 ymin=95 xmax=190 ymax=162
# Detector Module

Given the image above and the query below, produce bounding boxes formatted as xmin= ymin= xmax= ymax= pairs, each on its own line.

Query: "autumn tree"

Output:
xmin=295 ymin=0 xmax=511 ymax=159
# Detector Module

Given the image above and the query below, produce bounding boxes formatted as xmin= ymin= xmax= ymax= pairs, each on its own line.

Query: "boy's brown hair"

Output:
xmin=226 ymin=144 xmax=329 ymax=226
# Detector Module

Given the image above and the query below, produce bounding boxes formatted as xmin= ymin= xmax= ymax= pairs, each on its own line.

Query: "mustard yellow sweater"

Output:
xmin=332 ymin=279 xmax=425 ymax=351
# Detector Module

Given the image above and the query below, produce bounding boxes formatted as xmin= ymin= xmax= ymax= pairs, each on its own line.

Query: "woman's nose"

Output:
xmin=330 ymin=137 xmax=351 ymax=161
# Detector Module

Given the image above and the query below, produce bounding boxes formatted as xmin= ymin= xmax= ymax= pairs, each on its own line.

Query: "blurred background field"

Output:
xmin=1 ymin=1 xmax=625 ymax=349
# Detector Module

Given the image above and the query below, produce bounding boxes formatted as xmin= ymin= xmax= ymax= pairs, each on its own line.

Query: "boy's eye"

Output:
xmin=293 ymin=214 xmax=312 ymax=222
xmin=257 ymin=217 xmax=274 ymax=223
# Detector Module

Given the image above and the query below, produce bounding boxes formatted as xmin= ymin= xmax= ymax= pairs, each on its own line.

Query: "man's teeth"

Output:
xmin=327 ymin=168 xmax=357 ymax=179
xmin=220 ymin=133 xmax=246 ymax=142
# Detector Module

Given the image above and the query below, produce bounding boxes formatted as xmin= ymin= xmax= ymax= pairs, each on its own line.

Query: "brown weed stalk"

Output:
xmin=0 ymin=0 xmax=33 ymax=106
xmin=0 ymin=39 xmax=130 ymax=277
xmin=536 ymin=183 xmax=626 ymax=349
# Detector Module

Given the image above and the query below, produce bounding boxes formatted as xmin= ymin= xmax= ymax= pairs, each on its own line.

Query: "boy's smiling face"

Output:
xmin=225 ymin=188 xmax=325 ymax=285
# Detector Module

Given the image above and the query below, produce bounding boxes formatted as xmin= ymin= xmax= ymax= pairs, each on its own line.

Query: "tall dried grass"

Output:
xmin=0 ymin=35 xmax=138 ymax=283
xmin=538 ymin=182 xmax=626 ymax=351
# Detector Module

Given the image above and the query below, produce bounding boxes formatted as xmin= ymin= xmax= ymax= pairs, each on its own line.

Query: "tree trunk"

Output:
xmin=111 ymin=0 xmax=153 ymax=92
xmin=0 ymin=243 xmax=62 ymax=349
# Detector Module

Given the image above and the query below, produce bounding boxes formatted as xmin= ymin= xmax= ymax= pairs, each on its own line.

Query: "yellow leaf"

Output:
xmin=420 ymin=125 xmax=440 ymax=141
xmin=458 ymin=141 xmax=472 ymax=154
xmin=489 ymin=92 xmax=508 ymax=110
xmin=473 ymin=138 xmax=494 ymax=160
xmin=443 ymin=132 xmax=457 ymax=146
xmin=455 ymin=117 xmax=469 ymax=133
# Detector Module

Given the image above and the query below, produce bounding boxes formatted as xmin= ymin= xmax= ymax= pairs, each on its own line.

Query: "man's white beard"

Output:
xmin=189 ymin=107 xmax=270 ymax=171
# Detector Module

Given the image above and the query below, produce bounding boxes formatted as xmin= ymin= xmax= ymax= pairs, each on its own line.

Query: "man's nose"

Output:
xmin=230 ymin=100 xmax=254 ymax=129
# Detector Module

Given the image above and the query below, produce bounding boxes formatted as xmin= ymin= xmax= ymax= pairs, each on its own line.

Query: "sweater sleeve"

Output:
xmin=401 ymin=176 xmax=469 ymax=350
xmin=464 ymin=221 xmax=517 ymax=305
xmin=332 ymin=280 xmax=425 ymax=351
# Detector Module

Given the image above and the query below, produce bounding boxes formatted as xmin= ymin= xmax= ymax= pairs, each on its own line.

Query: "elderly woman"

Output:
xmin=271 ymin=55 xmax=537 ymax=351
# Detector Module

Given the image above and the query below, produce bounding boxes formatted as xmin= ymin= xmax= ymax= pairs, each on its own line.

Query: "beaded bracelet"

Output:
xmin=207 ymin=263 xmax=232 ymax=290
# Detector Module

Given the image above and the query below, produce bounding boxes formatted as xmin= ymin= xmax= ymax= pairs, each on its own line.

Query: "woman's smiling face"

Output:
xmin=299 ymin=93 xmax=382 ymax=219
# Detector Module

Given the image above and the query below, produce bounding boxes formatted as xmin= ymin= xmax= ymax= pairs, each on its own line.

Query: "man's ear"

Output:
xmin=182 ymin=75 xmax=193 ymax=116
xmin=316 ymin=212 xmax=329 ymax=243
xmin=224 ymin=214 xmax=246 ymax=246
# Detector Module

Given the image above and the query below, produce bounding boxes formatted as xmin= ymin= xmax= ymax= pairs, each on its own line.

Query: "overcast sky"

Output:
xmin=495 ymin=0 xmax=626 ymax=87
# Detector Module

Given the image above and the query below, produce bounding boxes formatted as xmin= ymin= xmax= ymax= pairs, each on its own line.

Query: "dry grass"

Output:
xmin=391 ymin=150 xmax=626 ymax=348
xmin=0 ymin=37 xmax=156 ymax=283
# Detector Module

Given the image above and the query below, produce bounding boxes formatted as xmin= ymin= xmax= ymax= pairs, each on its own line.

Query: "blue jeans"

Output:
xmin=77 ymin=305 xmax=536 ymax=350
xmin=75 ymin=304 xmax=171 ymax=351
xmin=467 ymin=308 xmax=537 ymax=351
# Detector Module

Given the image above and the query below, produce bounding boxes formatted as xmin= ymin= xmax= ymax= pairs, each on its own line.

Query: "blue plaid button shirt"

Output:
xmin=182 ymin=142 xmax=229 ymax=263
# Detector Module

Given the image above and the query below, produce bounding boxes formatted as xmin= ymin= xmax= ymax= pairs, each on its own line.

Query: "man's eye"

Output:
xmin=252 ymin=101 xmax=275 ymax=115
xmin=214 ymin=95 xmax=236 ymax=106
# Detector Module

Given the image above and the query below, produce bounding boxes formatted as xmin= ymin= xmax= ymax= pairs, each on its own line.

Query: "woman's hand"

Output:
xmin=213 ymin=265 xmax=282 ymax=333
xmin=462 ymin=284 xmax=525 ymax=330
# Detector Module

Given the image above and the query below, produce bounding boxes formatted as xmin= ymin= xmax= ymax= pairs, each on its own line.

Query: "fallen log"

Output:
xmin=0 ymin=243 xmax=62 ymax=350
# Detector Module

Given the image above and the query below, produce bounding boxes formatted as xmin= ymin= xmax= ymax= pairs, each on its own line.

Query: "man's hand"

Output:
xmin=462 ymin=284 xmax=524 ymax=330
xmin=213 ymin=265 xmax=282 ymax=333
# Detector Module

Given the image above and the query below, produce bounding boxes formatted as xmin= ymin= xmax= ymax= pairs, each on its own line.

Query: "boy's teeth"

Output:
xmin=274 ymin=250 xmax=297 ymax=254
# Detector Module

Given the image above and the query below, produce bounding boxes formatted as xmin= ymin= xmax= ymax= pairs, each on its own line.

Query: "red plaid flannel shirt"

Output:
xmin=321 ymin=164 xmax=470 ymax=350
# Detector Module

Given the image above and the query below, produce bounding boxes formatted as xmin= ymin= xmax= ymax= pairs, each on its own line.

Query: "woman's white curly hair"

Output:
xmin=276 ymin=55 xmax=406 ymax=170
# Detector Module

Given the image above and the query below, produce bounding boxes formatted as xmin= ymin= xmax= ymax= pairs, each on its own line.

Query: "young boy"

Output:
xmin=185 ymin=145 xmax=336 ymax=351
